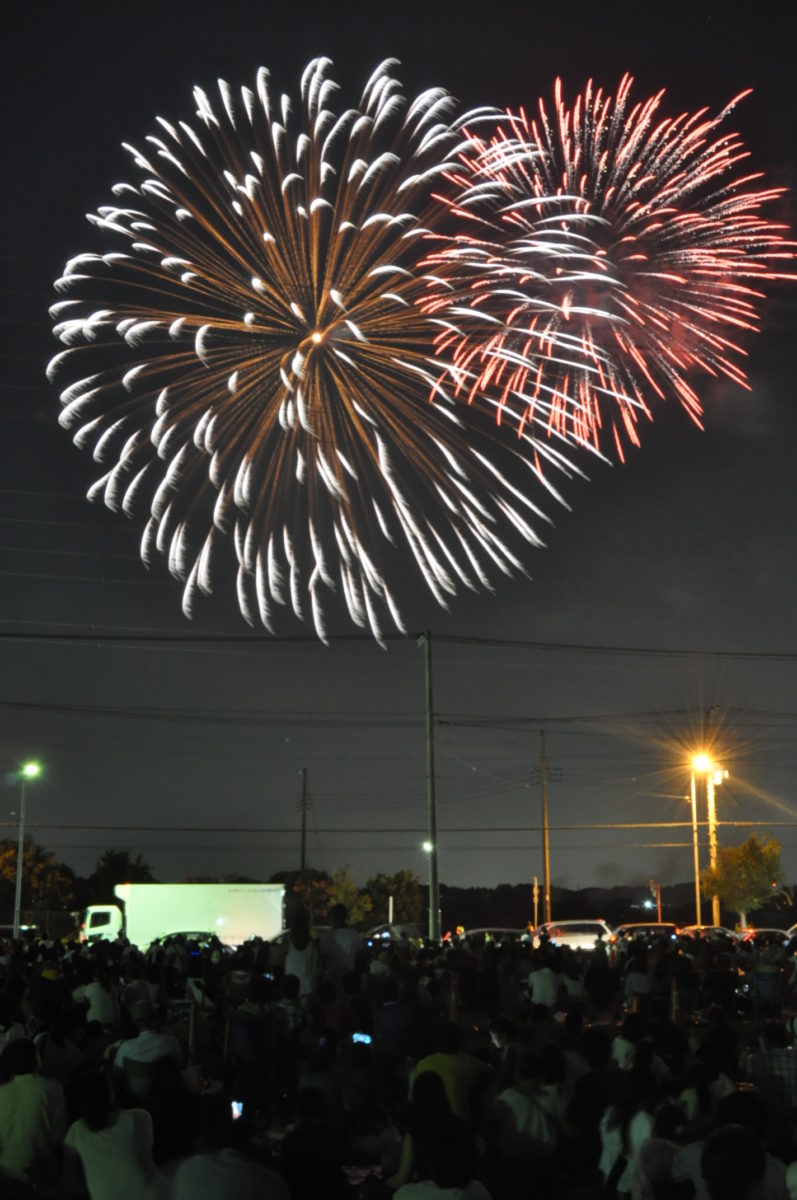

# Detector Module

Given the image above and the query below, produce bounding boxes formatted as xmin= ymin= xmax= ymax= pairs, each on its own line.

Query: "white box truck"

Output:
xmin=80 ymin=882 xmax=285 ymax=950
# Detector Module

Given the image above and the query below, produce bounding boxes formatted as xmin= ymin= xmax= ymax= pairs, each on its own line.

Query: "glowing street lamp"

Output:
xmin=13 ymin=760 xmax=42 ymax=939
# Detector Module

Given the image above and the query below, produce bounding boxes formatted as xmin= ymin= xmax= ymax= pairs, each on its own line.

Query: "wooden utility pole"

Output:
xmin=540 ymin=732 xmax=551 ymax=923
xmin=300 ymin=766 xmax=308 ymax=872
xmin=705 ymin=706 xmax=721 ymax=927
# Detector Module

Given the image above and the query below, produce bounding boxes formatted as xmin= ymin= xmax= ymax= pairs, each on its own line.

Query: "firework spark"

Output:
xmin=423 ymin=75 xmax=795 ymax=461
xmin=48 ymin=60 xmax=575 ymax=642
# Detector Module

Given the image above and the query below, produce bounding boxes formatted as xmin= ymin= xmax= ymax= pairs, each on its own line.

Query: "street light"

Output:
xmin=418 ymin=632 xmax=440 ymax=944
xmin=692 ymin=753 xmax=728 ymax=927
xmin=13 ymin=760 xmax=42 ymax=939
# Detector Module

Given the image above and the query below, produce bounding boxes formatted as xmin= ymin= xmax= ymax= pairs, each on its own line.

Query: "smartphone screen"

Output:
xmin=352 ymin=1032 xmax=372 ymax=1045
xmin=231 ymin=1100 xmax=243 ymax=1120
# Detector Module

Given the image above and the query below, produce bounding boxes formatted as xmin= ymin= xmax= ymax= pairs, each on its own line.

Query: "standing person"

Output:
xmin=283 ymin=911 xmax=320 ymax=1000
xmin=62 ymin=1070 xmax=166 ymax=1200
xmin=320 ymin=904 xmax=363 ymax=996
xmin=526 ymin=950 xmax=562 ymax=1012
xmin=0 ymin=1037 xmax=67 ymax=1195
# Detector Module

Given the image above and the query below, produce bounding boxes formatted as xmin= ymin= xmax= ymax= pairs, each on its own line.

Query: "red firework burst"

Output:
xmin=423 ymin=74 xmax=795 ymax=462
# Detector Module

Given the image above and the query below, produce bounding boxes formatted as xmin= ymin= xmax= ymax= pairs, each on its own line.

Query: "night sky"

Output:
xmin=2 ymin=1 xmax=795 ymax=900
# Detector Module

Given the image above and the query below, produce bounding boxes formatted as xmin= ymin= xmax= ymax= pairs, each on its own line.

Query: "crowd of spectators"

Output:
xmin=2 ymin=905 xmax=797 ymax=1199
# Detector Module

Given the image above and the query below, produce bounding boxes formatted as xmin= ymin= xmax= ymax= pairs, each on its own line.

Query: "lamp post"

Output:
xmin=421 ymin=841 xmax=439 ymax=941
xmin=13 ymin=761 xmax=41 ymax=939
xmin=692 ymin=753 xmax=727 ymax=927
xmin=419 ymin=633 xmax=440 ymax=944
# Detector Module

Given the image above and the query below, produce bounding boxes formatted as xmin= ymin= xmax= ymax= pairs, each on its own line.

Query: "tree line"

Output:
xmin=0 ymin=839 xmax=424 ymax=929
xmin=0 ymin=832 xmax=790 ymax=933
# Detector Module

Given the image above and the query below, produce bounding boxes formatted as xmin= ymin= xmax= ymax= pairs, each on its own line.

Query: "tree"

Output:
xmin=700 ymin=834 xmax=789 ymax=929
xmin=88 ymin=849 xmax=156 ymax=903
xmin=0 ymin=837 xmax=75 ymax=916
xmin=365 ymin=869 xmax=424 ymax=925
xmin=328 ymin=866 xmax=373 ymax=927
xmin=270 ymin=867 xmax=333 ymax=925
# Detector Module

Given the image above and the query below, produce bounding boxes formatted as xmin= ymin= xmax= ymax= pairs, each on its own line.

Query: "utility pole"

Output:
xmin=705 ymin=706 xmax=721 ymax=927
xmin=689 ymin=773 xmax=702 ymax=926
xmin=299 ymin=767 xmax=308 ymax=872
xmin=419 ymin=632 xmax=440 ymax=943
xmin=540 ymin=731 xmax=551 ymax=923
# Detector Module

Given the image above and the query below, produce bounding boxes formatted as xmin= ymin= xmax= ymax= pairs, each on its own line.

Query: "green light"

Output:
xmin=21 ymin=761 xmax=41 ymax=779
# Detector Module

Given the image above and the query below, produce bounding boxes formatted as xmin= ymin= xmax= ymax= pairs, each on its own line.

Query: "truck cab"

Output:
xmin=80 ymin=904 xmax=123 ymax=943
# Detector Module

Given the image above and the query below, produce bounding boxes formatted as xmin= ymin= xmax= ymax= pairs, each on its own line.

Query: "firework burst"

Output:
xmin=48 ymin=60 xmax=573 ymax=642
xmin=423 ymin=75 xmax=795 ymax=461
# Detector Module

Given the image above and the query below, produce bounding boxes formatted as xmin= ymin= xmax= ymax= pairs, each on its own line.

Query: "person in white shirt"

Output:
xmin=63 ymin=1069 xmax=166 ymax=1200
xmin=0 ymin=992 xmax=26 ymax=1056
xmin=113 ymin=999 xmax=182 ymax=1100
xmin=282 ymin=910 xmax=320 ymax=998
xmin=320 ymin=904 xmax=363 ymax=994
xmin=0 ymin=1038 xmax=67 ymax=1194
xmin=73 ymin=964 xmax=119 ymax=1028
xmin=490 ymin=1051 xmax=562 ymax=1158
xmin=113 ymin=1000 xmax=181 ymax=1071
xmin=526 ymin=951 xmax=562 ymax=1010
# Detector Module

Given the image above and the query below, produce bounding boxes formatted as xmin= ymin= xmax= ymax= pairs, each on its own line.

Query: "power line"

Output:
xmin=0 ymin=628 xmax=795 ymax=661
xmin=5 ymin=819 xmax=793 ymax=834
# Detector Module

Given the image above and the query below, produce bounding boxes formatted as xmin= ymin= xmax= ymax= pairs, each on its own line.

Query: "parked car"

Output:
xmin=611 ymin=922 xmax=680 ymax=947
xmin=735 ymin=927 xmax=791 ymax=947
xmin=678 ymin=925 xmax=736 ymax=942
xmin=459 ymin=927 xmax=528 ymax=947
xmin=365 ymin=923 xmax=422 ymax=947
xmin=148 ymin=931 xmax=223 ymax=952
xmin=531 ymin=919 xmax=614 ymax=951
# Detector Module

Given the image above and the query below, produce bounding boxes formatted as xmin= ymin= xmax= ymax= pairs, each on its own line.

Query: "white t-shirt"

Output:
xmin=320 ymin=927 xmax=362 ymax=977
xmin=64 ymin=1108 xmax=166 ymax=1200
xmin=73 ymin=981 xmax=118 ymax=1025
xmin=527 ymin=966 xmax=561 ymax=1009
xmin=169 ymin=1149 xmax=290 ymax=1200
xmin=113 ymin=1029 xmax=181 ymax=1069
xmin=492 ymin=1085 xmax=558 ymax=1151
xmin=0 ymin=1073 xmax=66 ymax=1188
xmin=395 ymin=1180 xmax=491 ymax=1200
xmin=284 ymin=940 xmax=318 ymax=996
xmin=0 ymin=1020 xmax=26 ymax=1056
xmin=671 ymin=1139 xmax=787 ymax=1200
